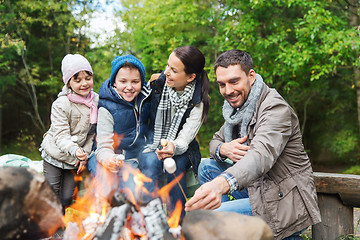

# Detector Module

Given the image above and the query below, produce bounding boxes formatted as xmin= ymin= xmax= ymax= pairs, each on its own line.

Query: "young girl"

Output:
xmin=140 ymin=46 xmax=210 ymax=218
xmin=40 ymin=54 xmax=99 ymax=211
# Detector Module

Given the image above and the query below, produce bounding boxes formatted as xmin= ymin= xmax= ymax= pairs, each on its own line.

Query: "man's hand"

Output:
xmin=220 ymin=136 xmax=249 ymax=163
xmin=156 ymin=141 xmax=175 ymax=160
xmin=185 ymin=176 xmax=230 ymax=211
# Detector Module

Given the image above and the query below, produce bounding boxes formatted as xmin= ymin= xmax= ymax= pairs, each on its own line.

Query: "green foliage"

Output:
xmin=118 ymin=0 xmax=219 ymax=78
xmin=111 ymin=0 xmax=360 ymax=163
xmin=1 ymin=0 xmax=360 ymax=168
xmin=1 ymin=0 xmax=94 ymax=139
xmin=0 ymin=129 xmax=41 ymax=160
xmin=343 ymin=165 xmax=360 ymax=175
xmin=329 ymin=129 xmax=359 ymax=158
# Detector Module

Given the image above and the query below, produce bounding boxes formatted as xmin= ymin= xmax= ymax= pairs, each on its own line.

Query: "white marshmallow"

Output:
xmin=164 ymin=158 xmax=176 ymax=174
xmin=116 ymin=154 xmax=125 ymax=161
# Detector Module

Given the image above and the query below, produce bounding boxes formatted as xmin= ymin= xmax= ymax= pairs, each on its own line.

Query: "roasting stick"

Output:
xmin=161 ymin=139 xmax=188 ymax=202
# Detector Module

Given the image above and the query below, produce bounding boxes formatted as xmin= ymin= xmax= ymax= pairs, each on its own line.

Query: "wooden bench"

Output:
xmin=313 ymin=172 xmax=360 ymax=239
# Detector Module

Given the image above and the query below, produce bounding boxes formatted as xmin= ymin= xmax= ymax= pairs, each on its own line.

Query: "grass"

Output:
xmin=0 ymin=141 xmax=42 ymax=161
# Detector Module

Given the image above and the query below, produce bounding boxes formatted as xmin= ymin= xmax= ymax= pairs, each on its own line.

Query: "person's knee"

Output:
xmin=197 ymin=158 xmax=214 ymax=183
xmin=198 ymin=158 xmax=213 ymax=171
xmin=139 ymin=153 xmax=162 ymax=177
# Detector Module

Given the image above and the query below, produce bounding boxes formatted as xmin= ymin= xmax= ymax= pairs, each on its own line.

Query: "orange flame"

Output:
xmin=112 ymin=133 xmax=123 ymax=149
xmin=156 ymin=172 xmax=184 ymax=204
xmin=62 ymin=137 xmax=187 ymax=240
xmin=167 ymin=200 xmax=182 ymax=228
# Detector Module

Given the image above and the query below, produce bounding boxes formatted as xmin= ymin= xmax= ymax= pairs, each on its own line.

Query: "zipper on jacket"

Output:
xmin=129 ymin=88 xmax=151 ymax=147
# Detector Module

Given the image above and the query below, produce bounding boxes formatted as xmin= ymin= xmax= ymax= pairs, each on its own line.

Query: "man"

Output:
xmin=185 ymin=50 xmax=321 ymax=240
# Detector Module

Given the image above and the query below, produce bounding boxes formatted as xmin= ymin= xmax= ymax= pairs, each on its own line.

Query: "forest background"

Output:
xmin=1 ymin=0 xmax=360 ymax=173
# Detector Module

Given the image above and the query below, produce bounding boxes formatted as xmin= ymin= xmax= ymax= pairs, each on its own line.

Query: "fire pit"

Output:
xmin=62 ymin=163 xmax=184 ymax=240
xmin=0 ymin=166 xmax=273 ymax=240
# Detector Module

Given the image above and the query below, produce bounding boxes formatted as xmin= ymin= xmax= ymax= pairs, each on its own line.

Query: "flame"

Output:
xmin=63 ymin=174 xmax=111 ymax=239
xmin=167 ymin=200 xmax=182 ymax=228
xmin=156 ymin=172 xmax=184 ymax=204
xmin=99 ymin=205 xmax=107 ymax=223
xmin=112 ymin=133 xmax=123 ymax=149
xmin=62 ymin=132 xmax=187 ymax=240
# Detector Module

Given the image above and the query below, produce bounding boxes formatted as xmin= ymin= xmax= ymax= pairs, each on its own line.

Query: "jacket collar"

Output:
xmin=250 ymin=83 xmax=270 ymax=126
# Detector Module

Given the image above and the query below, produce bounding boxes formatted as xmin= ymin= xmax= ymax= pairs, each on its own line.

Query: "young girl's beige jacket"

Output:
xmin=41 ymin=93 xmax=99 ymax=168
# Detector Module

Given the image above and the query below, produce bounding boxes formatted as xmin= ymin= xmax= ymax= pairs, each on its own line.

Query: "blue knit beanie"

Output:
xmin=110 ymin=54 xmax=145 ymax=85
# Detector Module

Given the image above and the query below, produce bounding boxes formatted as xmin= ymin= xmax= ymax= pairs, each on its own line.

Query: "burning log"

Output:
xmin=91 ymin=198 xmax=177 ymax=240
xmin=182 ymin=210 xmax=273 ymax=240
xmin=93 ymin=204 xmax=130 ymax=240
xmin=63 ymin=163 xmax=184 ymax=240
xmin=140 ymin=198 xmax=174 ymax=240
xmin=0 ymin=166 xmax=64 ymax=240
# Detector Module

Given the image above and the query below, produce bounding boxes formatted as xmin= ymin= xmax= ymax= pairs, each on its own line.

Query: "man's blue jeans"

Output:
xmin=198 ymin=158 xmax=304 ymax=239
xmin=197 ymin=158 xmax=252 ymax=215
xmin=139 ymin=150 xmax=191 ymax=219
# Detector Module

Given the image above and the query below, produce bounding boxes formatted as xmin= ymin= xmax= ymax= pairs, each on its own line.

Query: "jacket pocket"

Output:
xmin=263 ymin=177 xmax=308 ymax=233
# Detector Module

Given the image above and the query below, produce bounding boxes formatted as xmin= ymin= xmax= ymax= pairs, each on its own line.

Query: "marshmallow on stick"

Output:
xmin=164 ymin=157 xmax=176 ymax=174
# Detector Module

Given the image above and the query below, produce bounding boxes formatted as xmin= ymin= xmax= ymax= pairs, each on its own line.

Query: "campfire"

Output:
xmin=62 ymin=162 xmax=185 ymax=240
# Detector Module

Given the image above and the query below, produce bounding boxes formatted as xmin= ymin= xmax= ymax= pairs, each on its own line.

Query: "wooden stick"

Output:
xmin=172 ymin=173 xmax=188 ymax=202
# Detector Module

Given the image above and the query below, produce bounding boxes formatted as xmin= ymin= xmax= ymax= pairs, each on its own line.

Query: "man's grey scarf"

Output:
xmin=223 ymin=74 xmax=264 ymax=143
xmin=150 ymin=81 xmax=196 ymax=149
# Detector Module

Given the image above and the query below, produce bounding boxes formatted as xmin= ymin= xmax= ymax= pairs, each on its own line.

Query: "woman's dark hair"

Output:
xmin=173 ymin=46 xmax=210 ymax=121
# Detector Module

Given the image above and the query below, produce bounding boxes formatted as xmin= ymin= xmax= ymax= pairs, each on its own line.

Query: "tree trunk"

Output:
xmin=348 ymin=0 xmax=360 ymax=131
xmin=20 ymin=47 xmax=46 ymax=133
xmin=356 ymin=68 xmax=360 ymax=132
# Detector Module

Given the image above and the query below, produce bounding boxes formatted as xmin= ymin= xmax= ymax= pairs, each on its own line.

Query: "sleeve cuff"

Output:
xmin=215 ymin=143 xmax=227 ymax=162
xmin=220 ymin=172 xmax=239 ymax=194
xmin=69 ymin=145 xmax=79 ymax=158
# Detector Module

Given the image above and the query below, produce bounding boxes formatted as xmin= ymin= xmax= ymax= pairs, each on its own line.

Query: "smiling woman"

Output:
xmin=139 ymin=45 xmax=210 ymax=221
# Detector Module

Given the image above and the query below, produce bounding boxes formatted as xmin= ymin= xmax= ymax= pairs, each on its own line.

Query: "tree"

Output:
xmin=0 ymin=0 xmax=94 ymax=147
xmin=113 ymin=0 xmax=360 ymax=163
xmin=344 ymin=0 xmax=360 ymax=133
xmin=216 ymin=0 xmax=360 ymax=162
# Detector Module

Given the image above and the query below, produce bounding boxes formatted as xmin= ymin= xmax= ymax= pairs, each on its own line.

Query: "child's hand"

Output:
xmin=76 ymin=160 xmax=87 ymax=174
xmin=156 ymin=141 xmax=175 ymax=160
xmin=74 ymin=148 xmax=88 ymax=174
xmin=103 ymin=155 xmax=123 ymax=172
xmin=75 ymin=148 xmax=88 ymax=161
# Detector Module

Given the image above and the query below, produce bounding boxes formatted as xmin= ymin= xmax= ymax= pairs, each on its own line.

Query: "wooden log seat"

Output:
xmin=312 ymin=172 xmax=360 ymax=239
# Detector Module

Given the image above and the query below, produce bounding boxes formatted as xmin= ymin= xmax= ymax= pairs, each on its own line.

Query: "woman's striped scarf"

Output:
xmin=150 ymin=81 xmax=196 ymax=150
